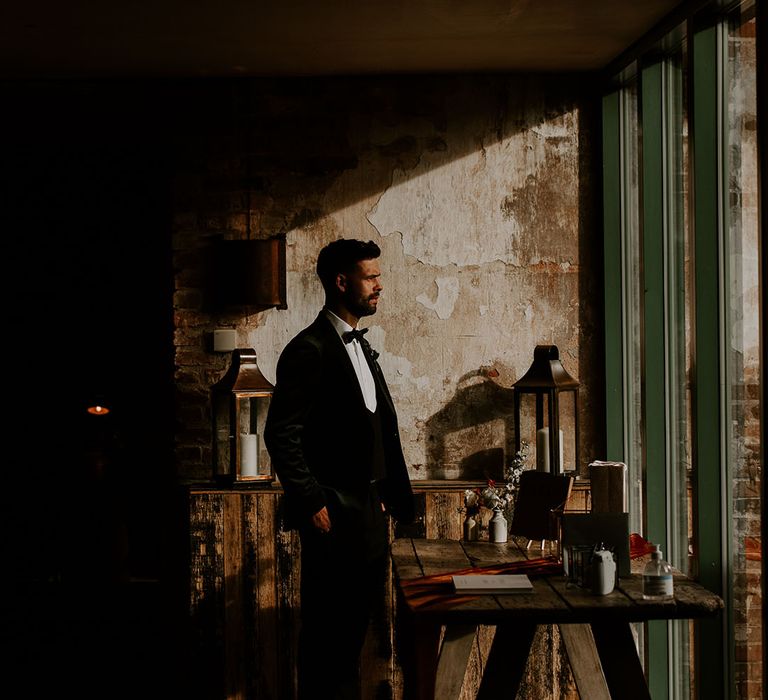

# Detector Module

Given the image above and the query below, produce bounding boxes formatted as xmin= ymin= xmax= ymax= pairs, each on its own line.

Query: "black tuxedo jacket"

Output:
xmin=264 ymin=312 xmax=415 ymax=529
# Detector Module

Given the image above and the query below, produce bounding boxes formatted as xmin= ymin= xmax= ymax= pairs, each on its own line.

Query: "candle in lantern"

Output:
xmin=240 ymin=434 xmax=259 ymax=477
xmin=536 ymin=427 xmax=564 ymax=472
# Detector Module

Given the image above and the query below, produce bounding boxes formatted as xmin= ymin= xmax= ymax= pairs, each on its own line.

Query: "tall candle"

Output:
xmin=240 ymin=434 xmax=259 ymax=477
xmin=536 ymin=428 xmax=564 ymax=472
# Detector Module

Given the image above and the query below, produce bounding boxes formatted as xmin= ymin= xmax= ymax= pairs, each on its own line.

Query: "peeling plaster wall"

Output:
xmin=173 ymin=76 xmax=604 ymax=482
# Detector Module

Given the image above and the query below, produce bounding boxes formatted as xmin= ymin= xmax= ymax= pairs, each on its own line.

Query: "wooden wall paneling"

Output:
xmin=252 ymin=492 xmax=280 ymax=699
xmin=188 ymin=492 xmax=226 ymax=697
xmin=241 ymin=493 xmax=258 ymax=700
xmin=514 ymin=624 xmax=579 ymax=700
xmin=223 ymin=493 xmax=245 ymax=699
xmin=187 ymin=485 xmax=589 ymax=699
xmin=424 ymin=491 xmax=463 ymax=539
xmin=274 ymin=495 xmax=300 ymax=700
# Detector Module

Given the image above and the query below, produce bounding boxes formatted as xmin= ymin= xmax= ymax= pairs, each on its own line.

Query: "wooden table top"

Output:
xmin=391 ymin=538 xmax=724 ymax=626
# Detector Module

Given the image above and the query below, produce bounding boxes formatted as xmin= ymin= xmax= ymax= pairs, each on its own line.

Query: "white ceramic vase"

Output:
xmin=489 ymin=508 xmax=508 ymax=543
xmin=463 ymin=513 xmax=479 ymax=541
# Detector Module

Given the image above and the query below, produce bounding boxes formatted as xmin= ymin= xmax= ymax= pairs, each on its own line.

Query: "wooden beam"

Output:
xmin=434 ymin=624 xmax=478 ymax=700
xmin=559 ymin=624 xmax=611 ymax=700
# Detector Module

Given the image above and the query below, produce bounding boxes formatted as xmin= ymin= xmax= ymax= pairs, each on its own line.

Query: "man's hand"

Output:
xmin=311 ymin=506 xmax=332 ymax=533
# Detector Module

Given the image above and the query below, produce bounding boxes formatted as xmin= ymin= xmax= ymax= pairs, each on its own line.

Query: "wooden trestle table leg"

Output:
xmin=559 ymin=623 xmax=612 ymax=700
xmin=433 ymin=623 xmax=478 ymax=700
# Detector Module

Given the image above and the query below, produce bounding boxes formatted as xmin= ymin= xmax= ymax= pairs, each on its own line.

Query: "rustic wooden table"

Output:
xmin=391 ymin=538 xmax=724 ymax=700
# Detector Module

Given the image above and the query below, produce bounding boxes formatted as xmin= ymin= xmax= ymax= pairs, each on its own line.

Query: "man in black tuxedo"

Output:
xmin=264 ymin=238 xmax=415 ymax=700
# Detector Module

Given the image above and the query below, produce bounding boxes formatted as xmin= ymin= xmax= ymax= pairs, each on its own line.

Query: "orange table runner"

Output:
xmin=399 ymin=556 xmax=562 ymax=611
xmin=398 ymin=534 xmax=656 ymax=611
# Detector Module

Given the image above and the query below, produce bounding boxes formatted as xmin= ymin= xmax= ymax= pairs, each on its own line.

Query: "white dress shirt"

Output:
xmin=324 ymin=308 xmax=377 ymax=413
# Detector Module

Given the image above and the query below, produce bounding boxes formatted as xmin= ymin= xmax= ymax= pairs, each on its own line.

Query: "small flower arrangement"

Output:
xmin=460 ymin=441 xmax=531 ymax=517
xmin=462 ymin=488 xmax=482 ymax=517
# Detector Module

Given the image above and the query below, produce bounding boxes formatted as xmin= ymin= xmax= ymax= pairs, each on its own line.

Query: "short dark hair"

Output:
xmin=316 ymin=238 xmax=381 ymax=293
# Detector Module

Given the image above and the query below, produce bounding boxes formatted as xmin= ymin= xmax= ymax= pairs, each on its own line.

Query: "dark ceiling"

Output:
xmin=1 ymin=0 xmax=682 ymax=78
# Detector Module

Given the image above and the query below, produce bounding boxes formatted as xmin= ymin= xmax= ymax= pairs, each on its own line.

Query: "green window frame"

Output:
xmin=601 ymin=2 xmax=761 ymax=697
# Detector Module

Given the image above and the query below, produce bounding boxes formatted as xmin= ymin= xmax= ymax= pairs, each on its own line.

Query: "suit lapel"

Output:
xmin=358 ymin=335 xmax=397 ymax=416
xmin=314 ymin=312 xmax=397 ymax=417
xmin=314 ymin=313 xmax=369 ymax=410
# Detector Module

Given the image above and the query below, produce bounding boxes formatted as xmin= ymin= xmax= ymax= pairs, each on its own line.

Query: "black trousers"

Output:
xmin=297 ymin=483 xmax=388 ymax=700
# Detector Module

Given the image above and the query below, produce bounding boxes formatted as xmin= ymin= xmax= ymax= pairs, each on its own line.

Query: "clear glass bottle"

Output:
xmin=642 ymin=544 xmax=674 ymax=599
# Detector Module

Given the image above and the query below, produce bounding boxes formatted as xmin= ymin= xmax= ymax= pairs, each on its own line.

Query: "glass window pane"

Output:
xmin=620 ymin=78 xmax=644 ymax=539
xmin=662 ymin=37 xmax=695 ymax=700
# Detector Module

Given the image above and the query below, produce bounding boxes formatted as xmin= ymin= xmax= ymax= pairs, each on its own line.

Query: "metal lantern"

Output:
xmin=513 ymin=345 xmax=579 ymax=475
xmin=211 ymin=348 xmax=274 ymax=485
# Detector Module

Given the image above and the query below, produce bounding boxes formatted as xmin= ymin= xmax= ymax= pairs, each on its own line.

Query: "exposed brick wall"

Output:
xmin=729 ymin=15 xmax=762 ymax=698
xmin=172 ymin=75 xmax=604 ymax=485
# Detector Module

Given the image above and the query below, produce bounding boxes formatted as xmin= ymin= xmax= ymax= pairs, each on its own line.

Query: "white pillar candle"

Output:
xmin=536 ymin=428 xmax=564 ymax=472
xmin=240 ymin=434 xmax=259 ymax=477
xmin=536 ymin=428 xmax=549 ymax=471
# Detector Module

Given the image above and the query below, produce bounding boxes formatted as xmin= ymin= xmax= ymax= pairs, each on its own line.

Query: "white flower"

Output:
xmin=464 ymin=489 xmax=480 ymax=509
xmin=480 ymin=486 xmax=503 ymax=509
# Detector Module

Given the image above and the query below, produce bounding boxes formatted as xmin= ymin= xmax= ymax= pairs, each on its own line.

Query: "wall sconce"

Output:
xmin=211 ymin=348 xmax=274 ymax=486
xmin=513 ymin=345 xmax=580 ymax=475
xmin=213 ymin=234 xmax=287 ymax=310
